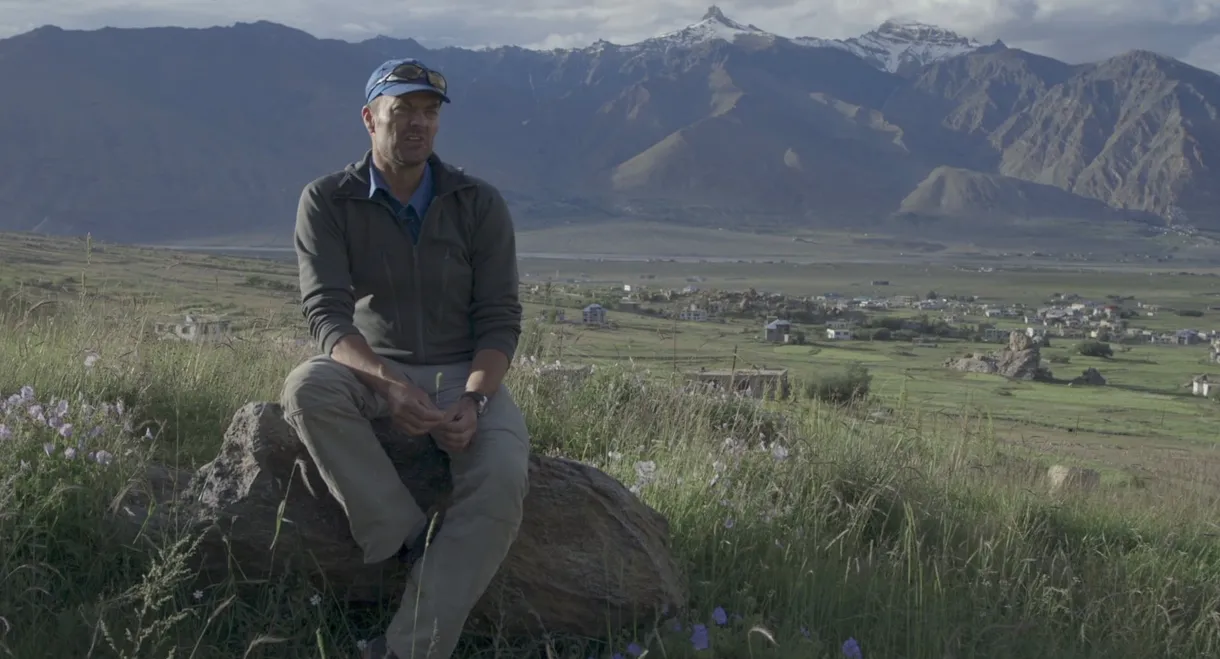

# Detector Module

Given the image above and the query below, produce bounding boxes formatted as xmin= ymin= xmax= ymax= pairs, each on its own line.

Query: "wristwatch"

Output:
xmin=460 ymin=391 xmax=488 ymax=417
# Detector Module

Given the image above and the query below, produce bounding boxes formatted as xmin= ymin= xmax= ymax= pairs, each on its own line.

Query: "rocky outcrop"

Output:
xmin=121 ymin=403 xmax=687 ymax=638
xmin=944 ymin=330 xmax=1053 ymax=381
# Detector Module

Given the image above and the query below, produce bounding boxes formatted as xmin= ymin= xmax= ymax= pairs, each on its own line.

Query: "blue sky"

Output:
xmin=2 ymin=0 xmax=1218 ymax=71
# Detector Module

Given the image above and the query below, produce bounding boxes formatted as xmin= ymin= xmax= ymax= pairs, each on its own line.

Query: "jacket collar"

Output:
xmin=332 ymin=150 xmax=474 ymax=200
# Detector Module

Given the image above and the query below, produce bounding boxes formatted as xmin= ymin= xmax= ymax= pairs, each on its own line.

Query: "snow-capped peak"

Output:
xmin=631 ymin=5 xmax=775 ymax=50
xmin=540 ymin=8 xmax=985 ymax=74
xmin=794 ymin=19 xmax=984 ymax=74
xmin=873 ymin=19 xmax=981 ymax=50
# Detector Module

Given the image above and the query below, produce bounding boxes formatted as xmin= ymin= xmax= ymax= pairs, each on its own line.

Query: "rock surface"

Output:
xmin=1046 ymin=464 xmax=1101 ymax=493
xmin=1070 ymin=367 xmax=1106 ymax=386
xmin=125 ymin=402 xmax=687 ymax=638
xmin=944 ymin=330 xmax=1053 ymax=381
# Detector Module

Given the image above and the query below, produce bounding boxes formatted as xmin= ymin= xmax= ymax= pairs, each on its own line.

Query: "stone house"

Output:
xmin=686 ymin=367 xmax=790 ymax=400
xmin=154 ymin=314 xmax=232 ymax=343
xmin=764 ymin=319 xmax=791 ymax=343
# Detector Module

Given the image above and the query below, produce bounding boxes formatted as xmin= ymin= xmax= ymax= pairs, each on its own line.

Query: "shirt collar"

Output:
xmin=369 ymin=160 xmax=433 ymax=214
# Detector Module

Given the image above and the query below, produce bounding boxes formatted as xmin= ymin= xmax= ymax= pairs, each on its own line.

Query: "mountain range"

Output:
xmin=1 ymin=5 xmax=1218 ymax=245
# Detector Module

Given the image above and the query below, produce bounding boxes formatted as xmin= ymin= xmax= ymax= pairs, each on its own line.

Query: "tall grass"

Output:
xmin=2 ymin=299 xmax=1220 ymax=658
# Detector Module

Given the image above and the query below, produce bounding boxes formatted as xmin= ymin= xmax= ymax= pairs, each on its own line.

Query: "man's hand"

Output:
xmin=432 ymin=396 xmax=478 ymax=453
xmin=384 ymin=380 xmax=446 ymax=436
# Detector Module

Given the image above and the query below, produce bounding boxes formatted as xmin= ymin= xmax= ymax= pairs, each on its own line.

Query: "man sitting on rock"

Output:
xmin=279 ymin=57 xmax=530 ymax=659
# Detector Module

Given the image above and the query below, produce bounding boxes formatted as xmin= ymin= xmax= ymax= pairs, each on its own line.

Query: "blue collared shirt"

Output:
xmin=369 ymin=161 xmax=434 ymax=244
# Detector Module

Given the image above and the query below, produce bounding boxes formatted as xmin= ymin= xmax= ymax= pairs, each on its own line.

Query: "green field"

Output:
xmin=520 ymin=256 xmax=1220 ymax=312
xmin=3 ymin=232 xmax=1220 ymax=657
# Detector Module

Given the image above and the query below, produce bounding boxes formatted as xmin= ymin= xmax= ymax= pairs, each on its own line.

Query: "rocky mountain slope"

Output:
xmin=0 ymin=5 xmax=1215 ymax=243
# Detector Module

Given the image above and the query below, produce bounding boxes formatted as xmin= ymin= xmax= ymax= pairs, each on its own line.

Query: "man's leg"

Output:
xmin=383 ymin=362 xmax=531 ymax=659
xmin=280 ymin=354 xmax=428 ymax=565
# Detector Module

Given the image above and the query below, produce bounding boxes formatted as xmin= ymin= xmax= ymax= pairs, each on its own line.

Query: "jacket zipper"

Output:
xmin=414 ymin=195 xmax=449 ymax=366
xmin=412 ymin=239 xmax=426 ymax=364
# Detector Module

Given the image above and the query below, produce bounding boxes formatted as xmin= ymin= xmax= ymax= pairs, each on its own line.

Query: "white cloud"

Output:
xmin=0 ymin=0 xmax=1218 ymax=69
xmin=1186 ymin=34 xmax=1220 ymax=71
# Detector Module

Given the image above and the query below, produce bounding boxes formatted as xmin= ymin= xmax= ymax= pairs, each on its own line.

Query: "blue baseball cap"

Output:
xmin=365 ymin=58 xmax=451 ymax=105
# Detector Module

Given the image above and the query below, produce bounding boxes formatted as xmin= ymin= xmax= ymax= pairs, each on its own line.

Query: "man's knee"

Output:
xmin=473 ymin=452 xmax=529 ymax=527
xmin=280 ymin=355 xmax=365 ymax=416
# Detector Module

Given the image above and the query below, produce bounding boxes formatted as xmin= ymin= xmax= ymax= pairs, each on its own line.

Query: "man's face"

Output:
xmin=363 ymin=91 xmax=442 ymax=169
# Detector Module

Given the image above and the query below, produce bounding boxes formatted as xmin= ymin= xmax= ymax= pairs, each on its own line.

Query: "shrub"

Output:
xmin=803 ymin=362 xmax=872 ymax=405
xmin=1078 ymin=339 xmax=1114 ymax=358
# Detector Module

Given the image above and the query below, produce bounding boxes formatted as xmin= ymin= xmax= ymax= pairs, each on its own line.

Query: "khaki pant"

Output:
xmin=280 ymin=354 xmax=531 ymax=658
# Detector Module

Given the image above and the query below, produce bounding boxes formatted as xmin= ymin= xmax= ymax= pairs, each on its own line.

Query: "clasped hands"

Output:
xmin=383 ymin=379 xmax=478 ymax=453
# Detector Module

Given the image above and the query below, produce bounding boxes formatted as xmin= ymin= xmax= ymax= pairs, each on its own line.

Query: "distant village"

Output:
xmin=524 ymin=279 xmax=1218 ymax=351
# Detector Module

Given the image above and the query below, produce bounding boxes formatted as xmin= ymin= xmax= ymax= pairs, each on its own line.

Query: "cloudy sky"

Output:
xmin=1 ymin=0 xmax=1218 ymax=71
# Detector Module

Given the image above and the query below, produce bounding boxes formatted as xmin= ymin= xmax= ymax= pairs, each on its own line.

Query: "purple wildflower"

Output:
xmin=20 ymin=385 xmax=34 ymax=400
xmin=92 ymin=450 xmax=114 ymax=466
xmin=63 ymin=447 xmax=77 ymax=460
xmin=690 ymin=624 xmax=709 ymax=651
xmin=711 ymin=607 xmax=727 ymax=626
xmin=58 ymin=423 xmax=73 ymax=439
xmin=800 ymin=626 xmax=811 ymax=639
xmin=43 ymin=442 xmax=54 ymax=456
xmin=89 ymin=426 xmax=104 ymax=438
xmin=626 ymin=642 xmax=643 ymax=656
xmin=55 ymin=399 xmax=69 ymax=417
xmin=842 ymin=637 xmax=862 ymax=659
xmin=0 ymin=424 xmax=10 ymax=440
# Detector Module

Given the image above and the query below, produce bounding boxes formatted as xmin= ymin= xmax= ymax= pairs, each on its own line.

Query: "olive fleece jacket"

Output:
xmin=292 ymin=150 xmax=522 ymax=366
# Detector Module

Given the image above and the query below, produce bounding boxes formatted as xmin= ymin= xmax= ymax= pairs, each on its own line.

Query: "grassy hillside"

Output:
xmin=2 ymin=297 xmax=1220 ymax=658
xmin=1 ymin=235 xmax=1219 ymax=657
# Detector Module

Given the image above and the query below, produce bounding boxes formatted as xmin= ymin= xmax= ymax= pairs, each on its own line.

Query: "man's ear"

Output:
xmin=361 ymin=103 xmax=376 ymax=134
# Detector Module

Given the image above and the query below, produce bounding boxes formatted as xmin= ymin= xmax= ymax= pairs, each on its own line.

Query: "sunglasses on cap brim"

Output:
xmin=373 ymin=62 xmax=448 ymax=95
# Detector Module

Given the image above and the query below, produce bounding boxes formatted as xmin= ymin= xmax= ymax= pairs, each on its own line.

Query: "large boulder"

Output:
xmin=124 ymin=403 xmax=687 ymax=638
